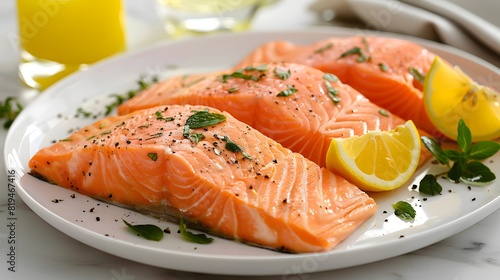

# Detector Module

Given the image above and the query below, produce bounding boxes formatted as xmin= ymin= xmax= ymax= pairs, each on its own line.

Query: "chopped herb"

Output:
xmin=273 ymin=67 xmax=291 ymax=80
xmin=324 ymin=81 xmax=341 ymax=104
xmin=0 ymin=97 xmax=23 ymax=129
xmin=188 ymin=133 xmax=205 ymax=144
xmin=77 ymin=107 xmax=92 ymax=118
xmin=145 ymin=132 xmax=163 ymax=140
xmin=392 ymin=201 xmax=416 ymax=220
xmin=185 ymin=110 xmax=227 ymax=128
xmin=243 ymin=64 xmax=268 ymax=72
xmin=183 ymin=124 xmax=190 ymax=138
xmin=277 ymin=85 xmax=298 ymax=97
xmin=420 ymin=119 xmax=500 ymax=193
xmin=323 ymin=73 xmax=339 ymax=82
xmin=314 ymin=42 xmax=333 ymax=54
xmin=409 ymin=67 xmax=425 ymax=84
xmin=138 ymin=124 xmax=150 ymax=129
xmin=155 ymin=110 xmax=174 ymax=122
xmin=179 ymin=216 xmax=213 ymax=244
xmin=339 ymin=47 xmax=369 ymax=62
xmin=228 ymin=87 xmax=239 ymax=93
xmin=378 ymin=109 xmax=390 ymax=117
xmin=378 ymin=63 xmax=389 ymax=72
xmin=148 ymin=153 xmax=158 ymax=161
xmin=104 ymin=75 xmax=158 ymax=115
xmin=223 ymin=135 xmax=251 ymax=159
xmin=123 ymin=219 xmax=163 ymax=241
xmin=222 ymin=71 xmax=259 ymax=83
xmin=59 ymin=138 xmax=73 ymax=142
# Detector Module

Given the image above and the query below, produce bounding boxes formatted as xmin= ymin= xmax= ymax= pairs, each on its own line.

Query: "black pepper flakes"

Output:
xmin=96 ymin=217 xmax=101 ymax=221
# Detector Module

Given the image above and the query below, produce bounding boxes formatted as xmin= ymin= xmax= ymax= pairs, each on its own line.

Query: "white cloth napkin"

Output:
xmin=310 ymin=0 xmax=500 ymax=67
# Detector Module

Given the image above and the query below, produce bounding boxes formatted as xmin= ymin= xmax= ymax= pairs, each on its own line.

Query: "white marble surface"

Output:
xmin=1 ymin=0 xmax=500 ymax=279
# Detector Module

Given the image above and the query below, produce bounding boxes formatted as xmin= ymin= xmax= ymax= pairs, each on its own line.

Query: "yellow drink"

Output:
xmin=156 ymin=0 xmax=262 ymax=37
xmin=17 ymin=0 xmax=126 ymax=90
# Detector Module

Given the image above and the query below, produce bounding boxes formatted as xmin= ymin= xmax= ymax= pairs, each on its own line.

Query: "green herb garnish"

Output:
xmin=409 ymin=67 xmax=425 ymax=85
xmin=77 ymin=107 xmax=92 ymax=118
xmin=314 ymin=42 xmax=333 ymax=54
xmin=0 ymin=97 xmax=23 ymax=129
xmin=378 ymin=63 xmax=389 ymax=72
xmin=324 ymin=81 xmax=341 ymax=104
xmin=104 ymin=74 xmax=158 ymax=115
xmin=123 ymin=219 xmax=163 ymax=241
xmin=179 ymin=216 xmax=213 ymax=244
xmin=222 ymin=71 xmax=260 ymax=83
xmin=323 ymin=73 xmax=339 ymax=82
xmin=392 ymin=201 xmax=416 ymax=220
xmin=185 ymin=110 xmax=226 ymax=128
xmin=228 ymin=87 xmax=239 ymax=93
xmin=339 ymin=47 xmax=369 ymax=62
xmin=223 ymin=135 xmax=251 ymax=159
xmin=243 ymin=64 xmax=268 ymax=72
xmin=147 ymin=153 xmax=158 ymax=161
xmin=155 ymin=110 xmax=174 ymax=122
xmin=277 ymin=85 xmax=298 ymax=97
xmin=420 ymin=119 xmax=499 ymax=194
xmin=378 ymin=109 xmax=390 ymax=117
xmin=188 ymin=133 xmax=205 ymax=144
xmin=273 ymin=67 xmax=291 ymax=80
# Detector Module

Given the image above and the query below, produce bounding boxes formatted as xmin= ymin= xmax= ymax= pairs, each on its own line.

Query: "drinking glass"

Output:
xmin=16 ymin=0 xmax=127 ymax=90
xmin=155 ymin=0 xmax=264 ymax=38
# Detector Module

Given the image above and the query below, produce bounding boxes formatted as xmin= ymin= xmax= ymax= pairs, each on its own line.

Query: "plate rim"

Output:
xmin=5 ymin=27 xmax=500 ymax=275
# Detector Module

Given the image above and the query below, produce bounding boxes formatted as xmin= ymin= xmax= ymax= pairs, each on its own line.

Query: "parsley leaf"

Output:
xmin=123 ymin=219 xmax=163 ymax=241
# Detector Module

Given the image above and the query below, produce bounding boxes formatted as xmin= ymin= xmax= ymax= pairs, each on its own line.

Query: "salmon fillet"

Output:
xmin=29 ymin=105 xmax=377 ymax=253
xmin=235 ymin=36 xmax=438 ymax=136
xmin=118 ymin=62 xmax=431 ymax=168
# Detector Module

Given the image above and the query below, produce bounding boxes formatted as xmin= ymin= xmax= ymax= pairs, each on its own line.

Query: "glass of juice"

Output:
xmin=155 ymin=0 xmax=264 ymax=38
xmin=17 ymin=0 xmax=126 ymax=91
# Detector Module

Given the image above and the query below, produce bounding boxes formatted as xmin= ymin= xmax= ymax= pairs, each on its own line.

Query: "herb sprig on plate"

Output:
xmin=419 ymin=119 xmax=500 ymax=195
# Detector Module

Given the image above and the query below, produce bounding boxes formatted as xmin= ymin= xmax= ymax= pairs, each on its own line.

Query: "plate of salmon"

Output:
xmin=5 ymin=29 xmax=500 ymax=275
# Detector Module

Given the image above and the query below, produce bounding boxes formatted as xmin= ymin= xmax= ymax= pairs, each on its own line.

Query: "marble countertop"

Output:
xmin=1 ymin=0 xmax=500 ymax=279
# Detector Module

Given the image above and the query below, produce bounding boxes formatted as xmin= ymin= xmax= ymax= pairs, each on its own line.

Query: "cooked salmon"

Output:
xmin=29 ymin=104 xmax=377 ymax=253
xmin=118 ymin=62 xmax=431 ymax=168
xmin=235 ymin=36 xmax=438 ymax=136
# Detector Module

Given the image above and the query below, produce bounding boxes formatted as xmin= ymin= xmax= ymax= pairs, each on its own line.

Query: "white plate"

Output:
xmin=4 ymin=29 xmax=500 ymax=276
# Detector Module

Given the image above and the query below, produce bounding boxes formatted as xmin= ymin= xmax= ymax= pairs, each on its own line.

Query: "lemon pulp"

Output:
xmin=423 ymin=57 xmax=500 ymax=141
xmin=326 ymin=121 xmax=421 ymax=192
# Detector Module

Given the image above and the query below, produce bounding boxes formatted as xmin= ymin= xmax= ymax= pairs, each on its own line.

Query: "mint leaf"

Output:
xmin=444 ymin=149 xmax=462 ymax=161
xmin=186 ymin=110 xmax=226 ymax=128
xmin=123 ymin=219 xmax=163 ymax=241
xmin=179 ymin=216 xmax=213 ymax=244
xmin=448 ymin=159 xmax=464 ymax=181
xmin=468 ymin=141 xmax=500 ymax=160
xmin=421 ymin=136 xmax=449 ymax=165
xmin=462 ymin=161 xmax=496 ymax=183
xmin=457 ymin=119 xmax=472 ymax=152
xmin=392 ymin=201 xmax=416 ymax=220
xmin=419 ymin=174 xmax=442 ymax=196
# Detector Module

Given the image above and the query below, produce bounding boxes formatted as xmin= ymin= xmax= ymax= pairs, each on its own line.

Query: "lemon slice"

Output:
xmin=423 ymin=56 xmax=500 ymax=141
xmin=326 ymin=121 xmax=421 ymax=192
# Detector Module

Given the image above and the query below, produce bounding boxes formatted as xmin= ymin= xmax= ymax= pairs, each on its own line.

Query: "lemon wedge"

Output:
xmin=326 ymin=120 xmax=421 ymax=192
xmin=423 ymin=56 xmax=500 ymax=141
